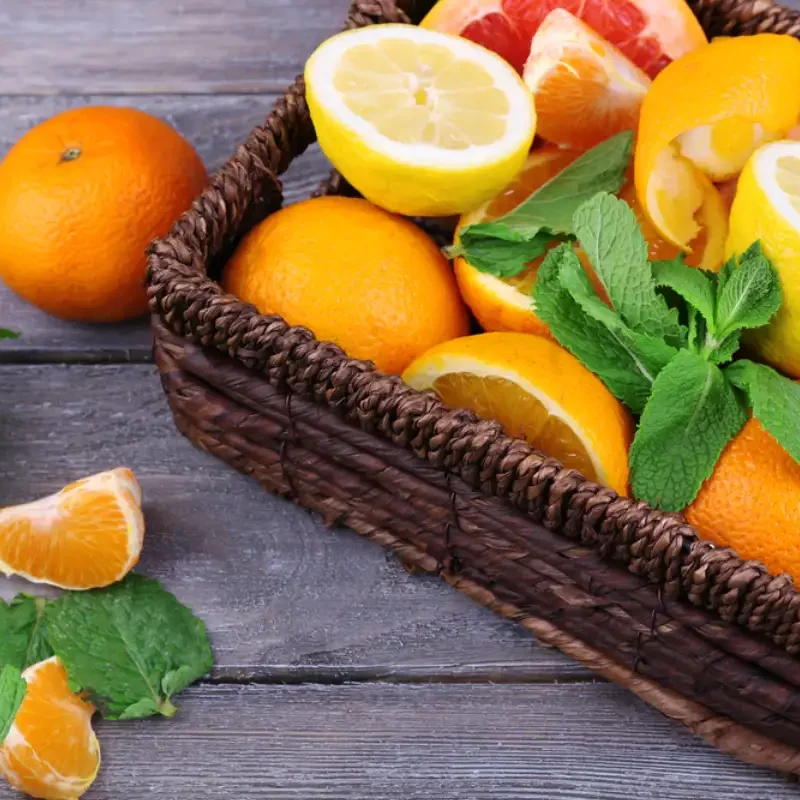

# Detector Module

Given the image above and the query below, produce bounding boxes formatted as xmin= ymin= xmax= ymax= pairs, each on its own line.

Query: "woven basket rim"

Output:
xmin=146 ymin=0 xmax=800 ymax=655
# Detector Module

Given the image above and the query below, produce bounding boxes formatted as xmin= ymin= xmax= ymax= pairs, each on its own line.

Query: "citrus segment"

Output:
xmin=402 ymin=333 xmax=633 ymax=494
xmin=523 ymin=10 xmax=650 ymax=150
xmin=0 ymin=657 xmax=100 ymax=800
xmin=0 ymin=468 xmax=144 ymax=590
xmin=635 ymin=34 xmax=800 ymax=252
xmin=726 ymin=140 xmax=800 ymax=378
xmin=305 ymin=24 xmax=536 ymax=216
xmin=685 ymin=419 xmax=800 ymax=584
xmin=223 ymin=197 xmax=469 ymax=375
xmin=420 ymin=0 xmax=707 ymax=77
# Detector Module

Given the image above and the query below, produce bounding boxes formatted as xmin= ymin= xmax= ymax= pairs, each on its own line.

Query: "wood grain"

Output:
xmin=0 ymin=95 xmax=331 ymax=364
xmin=85 ymin=683 xmax=798 ymax=799
xmin=0 ymin=0 xmax=348 ymax=94
xmin=0 ymin=363 xmax=584 ymax=681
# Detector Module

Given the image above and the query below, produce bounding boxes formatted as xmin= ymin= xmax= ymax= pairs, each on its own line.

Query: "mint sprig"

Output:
xmin=448 ymin=131 xmax=633 ymax=278
xmin=0 ymin=329 xmax=18 ymax=340
xmin=532 ymin=191 xmax=793 ymax=511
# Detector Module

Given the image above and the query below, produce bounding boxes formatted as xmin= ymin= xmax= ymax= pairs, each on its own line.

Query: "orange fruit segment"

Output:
xmin=453 ymin=142 xmax=727 ymax=336
xmin=685 ymin=419 xmax=800 ymax=585
xmin=0 ymin=468 xmax=144 ymax=590
xmin=0 ymin=657 xmax=100 ymax=800
xmin=523 ymin=10 xmax=650 ymax=150
xmin=420 ymin=0 xmax=707 ymax=77
xmin=403 ymin=332 xmax=633 ymax=495
xmin=635 ymin=34 xmax=800 ymax=253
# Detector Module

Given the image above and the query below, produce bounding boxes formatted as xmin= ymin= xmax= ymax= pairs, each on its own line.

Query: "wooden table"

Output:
xmin=2 ymin=3 xmax=800 ymax=797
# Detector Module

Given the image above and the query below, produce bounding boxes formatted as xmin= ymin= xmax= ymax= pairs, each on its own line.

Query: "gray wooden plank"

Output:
xmin=0 ymin=0 xmax=348 ymax=94
xmin=76 ymin=683 xmax=797 ymax=799
xmin=0 ymin=95 xmax=331 ymax=363
xmin=0 ymin=363 xmax=585 ymax=681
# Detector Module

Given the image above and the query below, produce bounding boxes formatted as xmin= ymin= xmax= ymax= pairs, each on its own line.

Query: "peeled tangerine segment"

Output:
xmin=433 ymin=373 xmax=598 ymax=481
xmin=336 ymin=38 xmax=510 ymax=149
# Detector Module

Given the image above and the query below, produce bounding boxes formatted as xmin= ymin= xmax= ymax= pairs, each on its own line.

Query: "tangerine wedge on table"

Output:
xmin=0 ymin=657 xmax=100 ymax=800
xmin=523 ymin=10 xmax=650 ymax=150
xmin=420 ymin=0 xmax=707 ymax=76
xmin=403 ymin=333 xmax=633 ymax=495
xmin=635 ymin=34 xmax=800 ymax=256
xmin=0 ymin=468 xmax=144 ymax=590
xmin=453 ymin=143 xmax=726 ymax=336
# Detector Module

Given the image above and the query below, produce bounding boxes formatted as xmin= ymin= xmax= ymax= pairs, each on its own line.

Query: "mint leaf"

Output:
xmin=708 ymin=332 xmax=741 ymax=365
xmin=0 ymin=595 xmax=53 ymax=671
xmin=534 ymin=245 xmax=663 ymax=413
xmin=0 ymin=666 xmax=25 ymax=745
xmin=715 ymin=242 xmax=781 ymax=340
xmin=45 ymin=575 xmax=213 ymax=720
xmin=726 ymin=360 xmax=800 ymax=464
xmin=0 ymin=329 xmax=18 ymax=340
xmin=573 ymin=193 xmax=684 ymax=346
xmin=630 ymin=351 xmax=747 ymax=510
xmin=652 ymin=258 xmax=716 ymax=329
xmin=447 ymin=226 xmax=556 ymax=277
xmin=497 ymin=132 xmax=632 ymax=236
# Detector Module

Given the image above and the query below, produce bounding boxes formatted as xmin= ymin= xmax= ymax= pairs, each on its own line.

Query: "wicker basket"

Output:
xmin=147 ymin=0 xmax=800 ymax=774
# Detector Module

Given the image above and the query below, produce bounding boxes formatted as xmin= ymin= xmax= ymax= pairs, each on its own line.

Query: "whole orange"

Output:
xmin=222 ymin=197 xmax=470 ymax=374
xmin=685 ymin=419 xmax=800 ymax=583
xmin=0 ymin=106 xmax=207 ymax=322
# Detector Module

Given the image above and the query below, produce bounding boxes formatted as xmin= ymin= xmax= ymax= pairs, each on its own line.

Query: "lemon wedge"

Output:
xmin=727 ymin=140 xmax=800 ymax=378
xmin=305 ymin=24 xmax=536 ymax=217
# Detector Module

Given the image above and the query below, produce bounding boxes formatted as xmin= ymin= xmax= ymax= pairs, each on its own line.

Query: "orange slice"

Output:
xmin=420 ymin=0 xmax=707 ymax=77
xmin=0 ymin=468 xmax=144 ymax=590
xmin=453 ymin=143 xmax=726 ymax=336
xmin=403 ymin=332 xmax=633 ymax=494
xmin=0 ymin=657 xmax=100 ymax=800
xmin=635 ymin=34 xmax=800 ymax=253
xmin=523 ymin=10 xmax=650 ymax=150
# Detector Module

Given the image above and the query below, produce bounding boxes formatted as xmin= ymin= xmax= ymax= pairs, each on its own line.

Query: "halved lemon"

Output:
xmin=304 ymin=24 xmax=536 ymax=217
xmin=403 ymin=333 xmax=633 ymax=494
xmin=727 ymin=141 xmax=800 ymax=379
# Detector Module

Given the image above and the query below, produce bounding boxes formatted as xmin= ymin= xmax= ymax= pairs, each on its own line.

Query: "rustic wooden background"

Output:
xmin=2 ymin=1 xmax=800 ymax=797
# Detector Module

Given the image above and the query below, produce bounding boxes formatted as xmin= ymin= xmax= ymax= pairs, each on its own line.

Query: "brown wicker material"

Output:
xmin=147 ymin=0 xmax=800 ymax=774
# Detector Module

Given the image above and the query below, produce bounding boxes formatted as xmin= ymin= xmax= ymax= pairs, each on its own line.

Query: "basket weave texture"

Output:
xmin=148 ymin=0 xmax=800 ymax=774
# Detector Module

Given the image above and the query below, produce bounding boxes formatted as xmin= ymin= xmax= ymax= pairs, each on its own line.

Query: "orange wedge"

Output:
xmin=0 ymin=657 xmax=100 ymax=800
xmin=523 ymin=10 xmax=650 ymax=150
xmin=403 ymin=332 xmax=633 ymax=494
xmin=0 ymin=468 xmax=144 ymax=590
xmin=635 ymin=34 xmax=800 ymax=254
xmin=453 ymin=143 xmax=726 ymax=336
xmin=420 ymin=0 xmax=707 ymax=77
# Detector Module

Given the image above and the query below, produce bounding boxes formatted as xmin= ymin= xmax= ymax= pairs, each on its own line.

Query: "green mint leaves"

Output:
xmin=0 ymin=576 xmax=213 ymax=730
xmin=630 ymin=353 xmax=747 ymax=510
xmin=448 ymin=132 xmax=633 ymax=278
xmin=46 ymin=575 xmax=213 ymax=720
xmin=0 ymin=666 xmax=26 ymax=745
xmin=0 ymin=328 xmax=18 ymax=340
xmin=531 ymin=188 xmax=795 ymax=511
xmin=0 ymin=595 xmax=53 ymax=671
